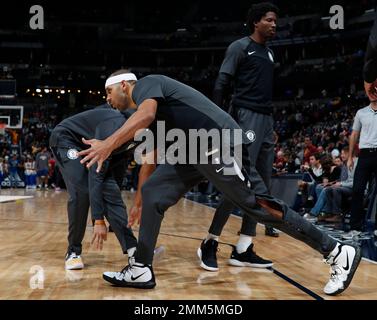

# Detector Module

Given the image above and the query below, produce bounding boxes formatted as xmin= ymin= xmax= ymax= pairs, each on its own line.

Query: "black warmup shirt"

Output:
xmin=132 ymin=74 xmax=250 ymax=147
xmin=218 ymin=37 xmax=275 ymax=114
xmin=50 ymin=107 xmax=145 ymax=220
xmin=51 ymin=107 xmax=134 ymax=149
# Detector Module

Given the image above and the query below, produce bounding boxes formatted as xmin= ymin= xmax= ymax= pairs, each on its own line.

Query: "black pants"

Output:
xmin=350 ymin=150 xmax=377 ymax=231
xmin=135 ymin=147 xmax=337 ymax=265
xmin=325 ymin=186 xmax=353 ymax=214
xmin=51 ymin=146 xmax=137 ymax=255
xmin=208 ymin=109 xmax=275 ymax=236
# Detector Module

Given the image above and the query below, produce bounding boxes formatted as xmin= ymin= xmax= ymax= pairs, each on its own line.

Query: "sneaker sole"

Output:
xmin=102 ymin=274 xmax=156 ymax=289
xmin=228 ymin=259 xmax=273 ymax=268
xmin=325 ymin=246 xmax=362 ymax=296
xmin=197 ymin=248 xmax=219 ymax=272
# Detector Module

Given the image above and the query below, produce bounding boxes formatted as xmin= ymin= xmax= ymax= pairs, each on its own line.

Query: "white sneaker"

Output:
xmin=65 ymin=252 xmax=84 ymax=270
xmin=103 ymin=262 xmax=155 ymax=289
xmin=323 ymin=243 xmax=361 ymax=295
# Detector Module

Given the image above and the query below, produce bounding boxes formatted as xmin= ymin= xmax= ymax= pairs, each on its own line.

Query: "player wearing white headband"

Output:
xmin=104 ymin=70 xmax=138 ymax=110
xmin=105 ymin=72 xmax=138 ymax=88
xmin=80 ymin=70 xmax=361 ymax=295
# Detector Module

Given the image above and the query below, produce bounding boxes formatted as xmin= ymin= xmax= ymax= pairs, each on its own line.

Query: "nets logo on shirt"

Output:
xmin=67 ymin=149 xmax=79 ymax=160
xmin=245 ymin=130 xmax=256 ymax=142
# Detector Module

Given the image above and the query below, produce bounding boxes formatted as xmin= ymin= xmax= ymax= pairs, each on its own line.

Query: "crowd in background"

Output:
xmin=0 ymin=105 xmax=139 ymax=191
xmin=0 ymin=85 xmax=371 ymax=230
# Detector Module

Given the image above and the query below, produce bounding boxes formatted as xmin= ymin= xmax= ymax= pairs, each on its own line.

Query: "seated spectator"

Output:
xmin=298 ymin=153 xmax=323 ymax=201
xmin=279 ymin=150 xmax=299 ymax=174
xmin=309 ymin=155 xmax=341 ymax=215
xmin=305 ymin=149 xmax=351 ymax=221
xmin=320 ymin=147 xmax=357 ymax=222
xmin=303 ymin=136 xmax=318 ymax=164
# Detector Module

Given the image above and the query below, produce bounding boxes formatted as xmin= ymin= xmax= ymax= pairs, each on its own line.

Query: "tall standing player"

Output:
xmin=199 ymin=2 xmax=280 ymax=273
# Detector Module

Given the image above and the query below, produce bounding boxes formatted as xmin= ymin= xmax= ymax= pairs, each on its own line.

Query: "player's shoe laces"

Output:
xmin=103 ymin=262 xmax=155 ymax=289
xmin=65 ymin=252 xmax=84 ymax=270
xmin=197 ymin=239 xmax=219 ymax=271
xmin=323 ymin=243 xmax=361 ymax=295
xmin=228 ymin=244 xmax=273 ymax=268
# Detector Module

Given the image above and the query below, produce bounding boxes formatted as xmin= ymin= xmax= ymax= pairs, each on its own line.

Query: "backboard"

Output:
xmin=0 ymin=106 xmax=24 ymax=129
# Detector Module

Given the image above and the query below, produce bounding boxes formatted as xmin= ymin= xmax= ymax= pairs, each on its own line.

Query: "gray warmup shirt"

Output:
xmin=352 ymin=105 xmax=377 ymax=149
xmin=132 ymin=74 xmax=251 ymax=147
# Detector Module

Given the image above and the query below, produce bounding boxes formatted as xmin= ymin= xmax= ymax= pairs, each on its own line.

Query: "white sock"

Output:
xmin=204 ymin=233 xmax=219 ymax=243
xmin=236 ymin=234 xmax=252 ymax=254
xmin=127 ymin=247 xmax=136 ymax=257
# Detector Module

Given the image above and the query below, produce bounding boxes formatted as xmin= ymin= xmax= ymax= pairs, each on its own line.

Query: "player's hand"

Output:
xmin=128 ymin=205 xmax=142 ymax=228
xmin=364 ymin=80 xmax=377 ymax=101
xmin=91 ymin=222 xmax=107 ymax=250
xmin=347 ymin=157 xmax=354 ymax=170
xmin=78 ymin=138 xmax=113 ymax=172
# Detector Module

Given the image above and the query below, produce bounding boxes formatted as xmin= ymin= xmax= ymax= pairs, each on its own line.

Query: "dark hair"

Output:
xmin=110 ymin=69 xmax=132 ymax=77
xmin=109 ymin=69 xmax=137 ymax=85
xmin=247 ymin=2 xmax=279 ymax=33
xmin=310 ymin=153 xmax=321 ymax=161
xmin=320 ymin=155 xmax=334 ymax=172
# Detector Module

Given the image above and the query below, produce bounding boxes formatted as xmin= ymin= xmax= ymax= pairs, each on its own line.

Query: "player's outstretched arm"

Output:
xmin=78 ymin=99 xmax=157 ymax=172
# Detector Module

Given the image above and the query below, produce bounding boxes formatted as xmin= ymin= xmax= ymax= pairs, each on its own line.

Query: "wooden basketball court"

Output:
xmin=0 ymin=189 xmax=376 ymax=300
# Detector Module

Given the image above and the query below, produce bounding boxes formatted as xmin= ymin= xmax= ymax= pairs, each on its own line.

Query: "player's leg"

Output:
xmin=253 ymin=115 xmax=279 ymax=237
xmin=102 ymin=176 xmax=138 ymax=258
xmin=103 ymin=164 xmax=204 ymax=288
xmin=51 ymin=146 xmax=89 ymax=270
xmin=200 ymin=197 xmax=272 ymax=271
xmin=196 ymin=151 xmax=361 ymax=295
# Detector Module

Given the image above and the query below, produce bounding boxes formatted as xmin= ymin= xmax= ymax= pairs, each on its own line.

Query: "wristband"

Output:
xmin=95 ymin=220 xmax=106 ymax=226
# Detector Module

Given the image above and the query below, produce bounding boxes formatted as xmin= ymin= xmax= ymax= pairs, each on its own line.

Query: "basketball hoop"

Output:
xmin=0 ymin=123 xmax=6 ymax=136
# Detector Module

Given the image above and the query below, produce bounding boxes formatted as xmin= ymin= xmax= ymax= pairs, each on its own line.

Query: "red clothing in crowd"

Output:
xmin=303 ymin=144 xmax=318 ymax=163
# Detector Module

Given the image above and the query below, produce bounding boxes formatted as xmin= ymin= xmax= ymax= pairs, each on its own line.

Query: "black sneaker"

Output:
xmin=265 ymin=226 xmax=279 ymax=237
xmin=229 ymin=244 xmax=273 ymax=268
xmin=103 ymin=262 xmax=156 ymax=289
xmin=197 ymin=239 xmax=219 ymax=271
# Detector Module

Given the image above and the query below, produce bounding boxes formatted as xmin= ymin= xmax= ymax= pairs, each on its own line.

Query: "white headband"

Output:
xmin=105 ymin=73 xmax=137 ymax=88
